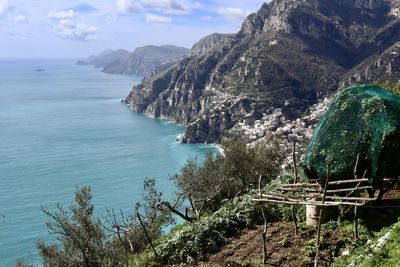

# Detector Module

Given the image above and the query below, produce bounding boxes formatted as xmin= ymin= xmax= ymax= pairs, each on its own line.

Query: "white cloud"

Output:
xmin=52 ymin=20 xmax=98 ymax=41
xmin=217 ymin=6 xmax=250 ymax=21
xmin=105 ymin=14 xmax=118 ymax=22
xmin=0 ymin=1 xmax=28 ymax=29
xmin=116 ymin=0 xmax=200 ymax=15
xmin=13 ymin=14 xmax=27 ymax=22
xmin=145 ymin=13 xmax=171 ymax=24
xmin=116 ymin=0 xmax=142 ymax=13
xmin=0 ymin=0 xmax=10 ymax=14
xmin=43 ymin=8 xmax=98 ymax=41
xmin=0 ymin=25 xmax=8 ymax=32
xmin=47 ymin=9 xmax=77 ymax=20
xmin=200 ymin=15 xmax=212 ymax=20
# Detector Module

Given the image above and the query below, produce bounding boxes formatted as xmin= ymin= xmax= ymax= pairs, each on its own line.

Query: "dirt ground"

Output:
xmin=193 ymin=220 xmax=352 ymax=267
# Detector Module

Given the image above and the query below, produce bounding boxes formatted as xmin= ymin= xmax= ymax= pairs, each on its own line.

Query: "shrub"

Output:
xmin=155 ymin=192 xmax=261 ymax=264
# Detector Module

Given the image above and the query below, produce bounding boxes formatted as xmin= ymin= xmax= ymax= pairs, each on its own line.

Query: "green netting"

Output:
xmin=302 ymin=84 xmax=400 ymax=184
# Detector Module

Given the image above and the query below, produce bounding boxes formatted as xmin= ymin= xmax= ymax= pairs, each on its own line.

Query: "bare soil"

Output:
xmin=192 ymin=220 xmax=352 ymax=267
xmin=171 ymin=188 xmax=400 ymax=267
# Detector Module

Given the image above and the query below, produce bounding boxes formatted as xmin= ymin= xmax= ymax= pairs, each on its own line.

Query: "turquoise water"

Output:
xmin=0 ymin=59 xmax=217 ymax=266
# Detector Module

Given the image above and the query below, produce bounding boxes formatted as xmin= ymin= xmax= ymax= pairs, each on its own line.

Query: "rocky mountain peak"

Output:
xmin=190 ymin=33 xmax=234 ymax=57
xmin=241 ymin=0 xmax=397 ymax=38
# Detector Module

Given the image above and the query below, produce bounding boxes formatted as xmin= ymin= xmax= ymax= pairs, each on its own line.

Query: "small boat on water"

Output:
xmin=35 ymin=69 xmax=45 ymax=72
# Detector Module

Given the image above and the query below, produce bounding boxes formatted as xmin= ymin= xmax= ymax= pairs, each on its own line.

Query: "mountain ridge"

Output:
xmin=77 ymin=45 xmax=189 ymax=78
xmin=124 ymin=0 xmax=400 ymax=143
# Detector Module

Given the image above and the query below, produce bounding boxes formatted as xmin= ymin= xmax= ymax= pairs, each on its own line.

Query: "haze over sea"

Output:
xmin=0 ymin=59 xmax=217 ymax=266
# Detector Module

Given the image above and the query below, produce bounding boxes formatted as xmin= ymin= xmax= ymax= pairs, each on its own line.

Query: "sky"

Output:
xmin=0 ymin=0 xmax=267 ymax=58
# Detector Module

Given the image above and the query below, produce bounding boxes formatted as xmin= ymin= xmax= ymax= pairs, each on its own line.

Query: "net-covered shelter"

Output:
xmin=302 ymin=84 xmax=400 ymax=186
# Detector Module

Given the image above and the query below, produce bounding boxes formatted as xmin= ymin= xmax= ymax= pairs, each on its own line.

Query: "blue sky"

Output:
xmin=0 ymin=0 xmax=267 ymax=58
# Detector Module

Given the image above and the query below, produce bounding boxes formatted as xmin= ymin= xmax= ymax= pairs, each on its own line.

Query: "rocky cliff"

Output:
xmin=124 ymin=0 xmax=400 ymax=144
xmin=78 ymin=45 xmax=189 ymax=78
xmin=77 ymin=49 xmax=130 ymax=68
xmin=190 ymin=33 xmax=234 ymax=57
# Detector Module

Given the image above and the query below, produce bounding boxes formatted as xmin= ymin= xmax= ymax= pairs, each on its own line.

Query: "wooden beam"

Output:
xmin=262 ymin=193 xmax=376 ymax=202
xmin=278 ymin=183 xmax=320 ymax=188
xmin=252 ymin=199 xmax=365 ymax=207
xmin=277 ymin=178 xmax=370 ymax=188
xmin=326 ymin=186 xmax=373 ymax=193
xmin=327 ymin=178 xmax=369 ymax=185
xmin=276 ymin=187 xmax=321 ymax=193
xmin=324 ymin=195 xmax=377 ymax=201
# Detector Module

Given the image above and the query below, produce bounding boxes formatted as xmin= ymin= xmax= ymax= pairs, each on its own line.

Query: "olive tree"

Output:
xmin=36 ymin=186 xmax=112 ymax=267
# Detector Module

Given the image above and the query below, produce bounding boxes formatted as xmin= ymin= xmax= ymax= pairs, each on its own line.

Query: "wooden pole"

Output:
xmin=258 ymin=174 xmax=268 ymax=264
xmin=291 ymin=140 xmax=299 ymax=236
xmin=354 ymin=206 xmax=359 ymax=240
xmin=314 ymin=163 xmax=331 ymax=267
xmin=353 ymin=154 xmax=360 ymax=179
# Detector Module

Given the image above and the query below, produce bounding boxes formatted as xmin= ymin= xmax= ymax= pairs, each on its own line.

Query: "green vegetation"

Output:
xmin=17 ymin=182 xmax=172 ymax=267
xmin=35 ymin=186 xmax=122 ymax=267
xmin=279 ymin=235 xmax=290 ymax=247
xmin=155 ymin=192 xmax=261 ymax=264
xmin=333 ymin=219 xmax=400 ymax=267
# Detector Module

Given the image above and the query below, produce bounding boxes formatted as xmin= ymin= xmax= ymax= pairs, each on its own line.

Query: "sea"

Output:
xmin=0 ymin=59 xmax=218 ymax=266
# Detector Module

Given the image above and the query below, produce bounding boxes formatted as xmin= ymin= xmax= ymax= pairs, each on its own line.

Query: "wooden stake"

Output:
xmin=258 ymin=174 xmax=268 ymax=264
xmin=314 ymin=163 xmax=331 ymax=267
xmin=354 ymin=206 xmax=359 ymax=240
xmin=353 ymin=153 xmax=360 ymax=179
xmin=291 ymin=140 xmax=299 ymax=236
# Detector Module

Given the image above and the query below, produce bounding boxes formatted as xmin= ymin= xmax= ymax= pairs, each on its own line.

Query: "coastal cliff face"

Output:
xmin=77 ymin=49 xmax=130 ymax=68
xmin=124 ymin=0 xmax=400 ymax=144
xmin=78 ymin=45 xmax=189 ymax=78
xmin=105 ymin=45 xmax=189 ymax=78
